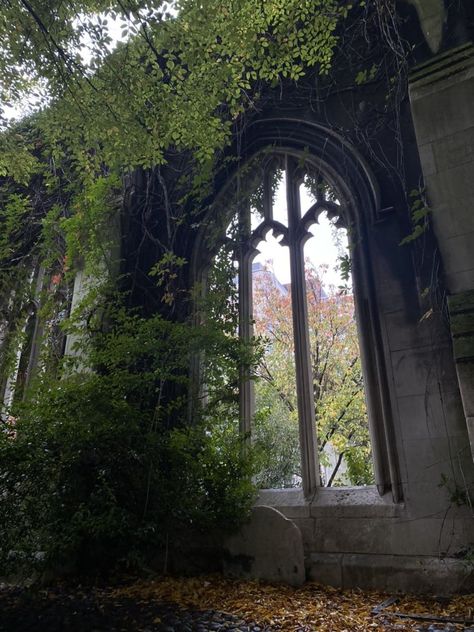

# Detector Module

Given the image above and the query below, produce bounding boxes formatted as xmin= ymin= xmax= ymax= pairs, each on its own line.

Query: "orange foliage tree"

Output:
xmin=252 ymin=259 xmax=373 ymax=488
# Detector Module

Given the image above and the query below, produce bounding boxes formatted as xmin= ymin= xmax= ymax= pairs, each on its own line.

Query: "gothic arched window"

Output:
xmin=193 ymin=121 xmax=401 ymax=501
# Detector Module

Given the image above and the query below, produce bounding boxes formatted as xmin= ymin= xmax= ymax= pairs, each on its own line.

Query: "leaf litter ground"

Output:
xmin=0 ymin=574 xmax=472 ymax=631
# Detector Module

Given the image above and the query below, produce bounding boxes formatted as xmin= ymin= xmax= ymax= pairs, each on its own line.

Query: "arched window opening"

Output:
xmin=1 ymin=304 xmax=37 ymax=411
xmin=228 ymin=157 xmax=302 ymax=488
xmin=236 ymin=154 xmax=375 ymax=491
xmin=11 ymin=308 xmax=37 ymax=404
xmin=198 ymin=135 xmax=400 ymax=500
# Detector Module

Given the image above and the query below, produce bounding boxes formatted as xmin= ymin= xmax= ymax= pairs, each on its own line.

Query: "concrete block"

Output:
xmin=450 ymin=312 xmax=474 ymax=338
xmin=312 ymin=516 xmax=398 ymax=555
xmin=391 ymin=344 xmax=457 ymax=398
xmin=367 ymin=233 xmax=411 ymax=313
xmin=312 ymin=511 xmax=473 ymax=559
xmin=410 ymin=74 xmax=474 ymax=144
xmin=446 ymin=268 xmax=474 ymax=296
xmin=334 ymin=553 xmax=474 ymax=593
xmin=391 ymin=347 xmax=433 ymax=398
xmin=392 ymin=350 xmax=427 ymax=398
xmin=448 ymin=290 xmax=474 ymax=313
xmin=255 ymin=488 xmax=311 ymax=519
xmin=384 ymin=308 xmax=443 ymax=353
xmin=292 ymin=517 xmax=316 ymax=550
xmin=223 ymin=506 xmax=305 ymax=586
xmin=374 ymin=275 xmax=406 ymax=315
xmin=411 ymin=514 xmax=472 ymax=557
xmin=403 ymin=474 xmax=474 ymax=515
xmin=453 ymin=336 xmax=474 ymax=362
xmin=432 ymin=126 xmax=474 ymax=173
xmin=307 ymin=552 xmax=343 ymax=586
xmin=445 ymin=268 xmax=474 ymax=295
xmin=401 ymin=435 xmax=469 ymax=479
xmin=402 ymin=481 xmax=449 ymax=516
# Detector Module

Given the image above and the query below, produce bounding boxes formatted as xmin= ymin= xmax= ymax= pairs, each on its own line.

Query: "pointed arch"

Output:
xmin=191 ymin=118 xmax=401 ymax=501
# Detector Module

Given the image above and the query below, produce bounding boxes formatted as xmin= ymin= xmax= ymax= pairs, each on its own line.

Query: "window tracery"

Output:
xmin=236 ymin=153 xmax=368 ymax=495
xmin=193 ymin=119 xmax=402 ymax=501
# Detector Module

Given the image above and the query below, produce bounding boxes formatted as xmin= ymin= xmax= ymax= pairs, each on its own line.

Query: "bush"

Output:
xmin=0 ymin=312 xmax=256 ymax=577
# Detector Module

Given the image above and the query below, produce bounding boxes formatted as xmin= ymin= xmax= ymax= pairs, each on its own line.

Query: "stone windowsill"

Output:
xmin=256 ymin=486 xmax=404 ymax=519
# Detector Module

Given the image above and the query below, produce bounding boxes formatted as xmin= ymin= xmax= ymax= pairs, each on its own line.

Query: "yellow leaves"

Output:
xmin=109 ymin=575 xmax=474 ymax=631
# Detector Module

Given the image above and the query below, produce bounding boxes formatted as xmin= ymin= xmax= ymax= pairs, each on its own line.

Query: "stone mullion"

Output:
xmin=286 ymin=156 xmax=320 ymax=497
xmin=238 ymin=201 xmax=255 ymax=438
xmin=263 ymin=168 xmax=273 ymax=222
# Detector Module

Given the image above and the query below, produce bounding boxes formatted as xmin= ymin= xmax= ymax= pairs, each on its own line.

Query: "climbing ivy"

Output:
xmin=0 ymin=0 xmax=353 ymax=320
xmin=399 ymin=187 xmax=431 ymax=246
xmin=2 ymin=0 xmax=347 ymax=177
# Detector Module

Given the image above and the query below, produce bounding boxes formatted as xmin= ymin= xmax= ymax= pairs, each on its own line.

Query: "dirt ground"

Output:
xmin=0 ymin=575 xmax=473 ymax=632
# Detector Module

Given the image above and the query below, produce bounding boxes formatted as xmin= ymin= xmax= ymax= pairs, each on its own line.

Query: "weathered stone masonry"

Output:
xmin=220 ymin=2 xmax=474 ymax=593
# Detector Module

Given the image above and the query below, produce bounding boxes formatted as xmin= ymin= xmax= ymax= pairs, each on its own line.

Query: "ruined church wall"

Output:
xmin=229 ymin=47 xmax=474 ymax=593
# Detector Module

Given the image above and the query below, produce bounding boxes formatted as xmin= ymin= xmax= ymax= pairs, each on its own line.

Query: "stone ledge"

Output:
xmin=409 ymin=43 xmax=474 ymax=99
xmin=256 ymin=486 xmax=403 ymax=519
xmin=255 ymin=488 xmax=311 ymax=519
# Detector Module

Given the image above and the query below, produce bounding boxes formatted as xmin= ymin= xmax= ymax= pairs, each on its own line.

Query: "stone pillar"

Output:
xmin=409 ymin=43 xmax=474 ymax=459
xmin=0 ymin=265 xmax=42 ymax=407
xmin=2 ymin=344 xmax=22 ymax=409
xmin=0 ymin=319 xmax=8 ymax=405
xmin=63 ymin=206 xmax=121 ymax=369
xmin=23 ymin=265 xmax=46 ymax=391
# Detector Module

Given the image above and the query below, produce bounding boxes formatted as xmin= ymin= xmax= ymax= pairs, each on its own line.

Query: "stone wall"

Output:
xmin=223 ymin=44 xmax=474 ymax=594
xmin=409 ymin=43 xmax=474 ymax=462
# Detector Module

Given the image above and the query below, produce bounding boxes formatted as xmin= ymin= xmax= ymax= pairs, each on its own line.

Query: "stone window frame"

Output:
xmin=192 ymin=118 xmax=402 ymax=502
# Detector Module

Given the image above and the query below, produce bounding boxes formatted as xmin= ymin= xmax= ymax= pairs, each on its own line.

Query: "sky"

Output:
xmin=3 ymin=14 xmax=125 ymax=124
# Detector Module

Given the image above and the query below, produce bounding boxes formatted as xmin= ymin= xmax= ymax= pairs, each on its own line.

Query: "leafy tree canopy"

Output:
xmin=1 ymin=0 xmax=348 ymax=181
xmin=0 ymin=0 xmax=355 ymax=319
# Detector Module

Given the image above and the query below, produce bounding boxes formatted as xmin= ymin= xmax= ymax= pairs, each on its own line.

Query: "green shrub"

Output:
xmin=0 ymin=311 xmax=256 ymax=576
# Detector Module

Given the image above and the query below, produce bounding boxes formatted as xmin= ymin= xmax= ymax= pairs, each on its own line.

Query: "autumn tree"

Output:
xmin=252 ymin=259 xmax=374 ymax=488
